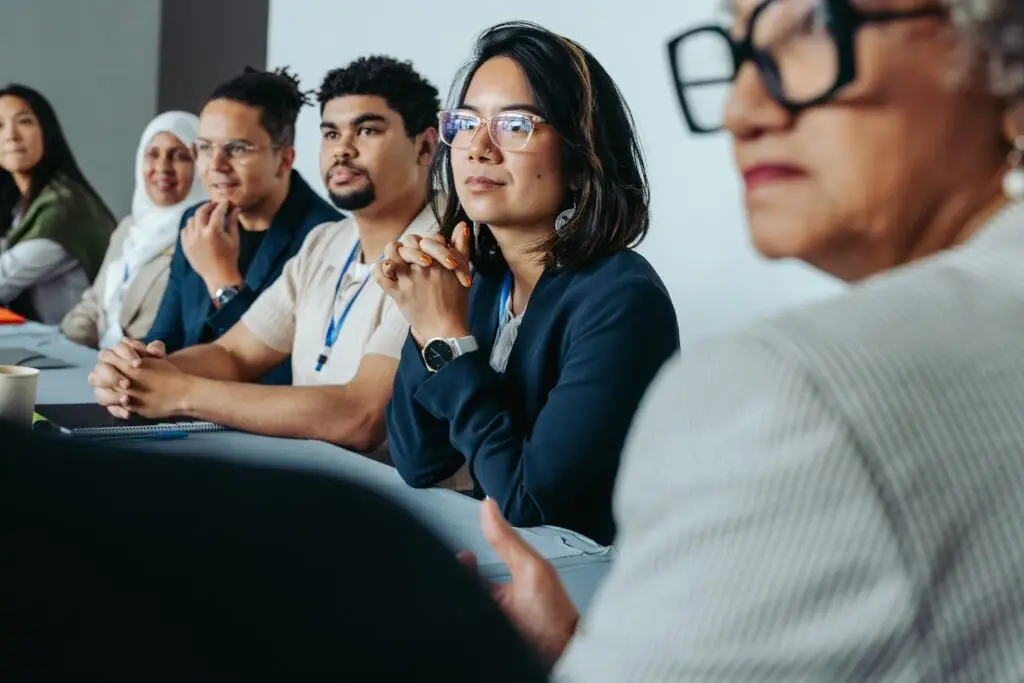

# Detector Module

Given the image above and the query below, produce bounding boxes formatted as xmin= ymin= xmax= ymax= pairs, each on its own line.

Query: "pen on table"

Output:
xmin=91 ymin=430 xmax=190 ymax=442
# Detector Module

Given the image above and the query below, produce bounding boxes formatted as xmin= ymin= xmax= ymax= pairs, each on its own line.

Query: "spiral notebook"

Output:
xmin=34 ymin=403 xmax=224 ymax=438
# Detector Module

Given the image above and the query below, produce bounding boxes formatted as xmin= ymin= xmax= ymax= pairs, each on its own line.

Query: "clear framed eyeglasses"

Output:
xmin=191 ymin=139 xmax=280 ymax=164
xmin=437 ymin=109 xmax=547 ymax=152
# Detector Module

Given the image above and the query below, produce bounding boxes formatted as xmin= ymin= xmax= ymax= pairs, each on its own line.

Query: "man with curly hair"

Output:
xmin=86 ymin=58 xmax=441 ymax=455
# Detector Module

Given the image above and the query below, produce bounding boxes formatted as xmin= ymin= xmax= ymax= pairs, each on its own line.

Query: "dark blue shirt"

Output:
xmin=386 ymin=250 xmax=680 ymax=545
xmin=145 ymin=171 xmax=341 ymax=385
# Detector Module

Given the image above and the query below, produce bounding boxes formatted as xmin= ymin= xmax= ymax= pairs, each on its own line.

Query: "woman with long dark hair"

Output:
xmin=0 ymin=84 xmax=115 ymax=323
xmin=375 ymin=22 xmax=680 ymax=545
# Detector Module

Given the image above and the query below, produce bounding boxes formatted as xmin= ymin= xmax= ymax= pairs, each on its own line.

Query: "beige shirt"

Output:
xmin=242 ymin=207 xmax=438 ymax=386
xmin=61 ymin=216 xmax=173 ymax=348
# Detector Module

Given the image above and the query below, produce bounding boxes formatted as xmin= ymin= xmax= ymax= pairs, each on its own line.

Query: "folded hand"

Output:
xmin=88 ymin=338 xmax=168 ymax=418
xmin=374 ymin=224 xmax=475 ymax=344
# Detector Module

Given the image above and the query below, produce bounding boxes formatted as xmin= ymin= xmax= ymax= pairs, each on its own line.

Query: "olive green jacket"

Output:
xmin=7 ymin=172 xmax=115 ymax=281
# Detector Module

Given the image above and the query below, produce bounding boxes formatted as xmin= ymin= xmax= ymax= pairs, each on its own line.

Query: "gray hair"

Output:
xmin=944 ymin=0 xmax=1024 ymax=99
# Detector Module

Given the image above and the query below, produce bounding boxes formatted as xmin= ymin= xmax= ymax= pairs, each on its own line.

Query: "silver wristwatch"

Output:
xmin=214 ymin=285 xmax=242 ymax=309
xmin=422 ymin=336 xmax=479 ymax=373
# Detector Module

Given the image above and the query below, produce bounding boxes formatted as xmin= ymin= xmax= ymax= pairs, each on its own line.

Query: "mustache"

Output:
xmin=327 ymin=162 xmax=366 ymax=176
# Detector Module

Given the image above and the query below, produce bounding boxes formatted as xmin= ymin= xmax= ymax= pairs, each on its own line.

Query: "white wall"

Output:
xmin=267 ymin=0 xmax=844 ymax=346
xmin=0 ymin=0 xmax=162 ymax=217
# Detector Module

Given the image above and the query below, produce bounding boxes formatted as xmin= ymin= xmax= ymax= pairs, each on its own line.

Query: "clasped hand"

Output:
xmin=88 ymin=338 xmax=190 ymax=419
xmin=373 ymin=222 xmax=474 ymax=344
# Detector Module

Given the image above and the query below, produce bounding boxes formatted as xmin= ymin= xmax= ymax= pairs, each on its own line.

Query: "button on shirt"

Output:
xmin=241 ymin=206 xmax=438 ymax=386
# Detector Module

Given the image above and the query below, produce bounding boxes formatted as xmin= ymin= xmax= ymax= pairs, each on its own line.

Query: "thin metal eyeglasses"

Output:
xmin=666 ymin=0 xmax=946 ymax=134
xmin=437 ymin=108 xmax=547 ymax=152
xmin=191 ymin=139 xmax=281 ymax=163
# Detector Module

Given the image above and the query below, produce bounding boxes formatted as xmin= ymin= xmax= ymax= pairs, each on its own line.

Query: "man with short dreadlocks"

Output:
xmin=103 ymin=66 xmax=341 ymax=386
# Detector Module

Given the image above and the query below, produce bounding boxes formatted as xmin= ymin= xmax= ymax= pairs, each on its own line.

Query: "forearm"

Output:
xmin=415 ymin=352 xmax=547 ymax=523
xmin=180 ymin=378 xmax=384 ymax=451
xmin=168 ymin=344 xmax=250 ymax=382
xmin=386 ymin=402 xmax=467 ymax=486
xmin=0 ymin=239 xmax=76 ymax=302
xmin=388 ymin=336 xmax=467 ymax=486
xmin=61 ymin=298 xmax=101 ymax=347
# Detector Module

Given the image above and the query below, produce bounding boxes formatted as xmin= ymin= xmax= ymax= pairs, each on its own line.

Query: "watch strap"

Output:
xmin=422 ymin=335 xmax=478 ymax=373
xmin=450 ymin=336 xmax=479 ymax=356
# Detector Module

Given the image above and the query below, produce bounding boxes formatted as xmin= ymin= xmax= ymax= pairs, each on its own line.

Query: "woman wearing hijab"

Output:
xmin=0 ymin=84 xmax=116 ymax=323
xmin=62 ymin=112 xmax=207 ymax=348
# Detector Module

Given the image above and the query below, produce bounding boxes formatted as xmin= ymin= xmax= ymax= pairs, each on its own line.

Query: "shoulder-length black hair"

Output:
xmin=429 ymin=21 xmax=650 ymax=274
xmin=0 ymin=84 xmax=113 ymax=234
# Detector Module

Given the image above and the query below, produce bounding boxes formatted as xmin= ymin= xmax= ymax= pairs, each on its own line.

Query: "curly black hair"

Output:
xmin=208 ymin=66 xmax=313 ymax=146
xmin=317 ymin=56 xmax=439 ymax=136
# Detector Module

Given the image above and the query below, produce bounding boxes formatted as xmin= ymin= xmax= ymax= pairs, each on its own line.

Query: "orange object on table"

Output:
xmin=0 ymin=307 xmax=26 ymax=325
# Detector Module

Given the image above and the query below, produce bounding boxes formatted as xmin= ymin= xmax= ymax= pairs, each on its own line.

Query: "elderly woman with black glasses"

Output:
xmin=451 ymin=1 xmax=1024 ymax=680
xmin=375 ymin=22 xmax=680 ymax=546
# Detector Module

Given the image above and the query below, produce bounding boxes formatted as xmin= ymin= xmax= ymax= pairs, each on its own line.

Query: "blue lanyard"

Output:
xmin=315 ymin=240 xmax=371 ymax=372
xmin=495 ymin=271 xmax=513 ymax=339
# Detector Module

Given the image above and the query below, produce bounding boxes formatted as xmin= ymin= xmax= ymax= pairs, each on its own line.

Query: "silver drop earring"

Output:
xmin=555 ymin=204 xmax=576 ymax=233
xmin=1003 ymin=135 xmax=1024 ymax=201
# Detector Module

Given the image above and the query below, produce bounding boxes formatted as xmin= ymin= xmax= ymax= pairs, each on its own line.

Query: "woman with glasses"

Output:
xmin=376 ymin=21 xmax=680 ymax=545
xmin=666 ymin=0 xmax=988 ymax=276
xmin=458 ymin=1 xmax=1024 ymax=680
xmin=0 ymin=84 xmax=115 ymax=323
xmin=62 ymin=112 xmax=207 ymax=348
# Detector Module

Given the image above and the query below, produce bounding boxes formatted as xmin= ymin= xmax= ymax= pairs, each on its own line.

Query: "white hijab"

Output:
xmin=100 ymin=111 xmax=207 ymax=348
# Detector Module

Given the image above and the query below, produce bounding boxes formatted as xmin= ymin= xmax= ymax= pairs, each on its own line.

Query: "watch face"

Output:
xmin=423 ymin=339 xmax=455 ymax=371
xmin=216 ymin=287 xmax=240 ymax=307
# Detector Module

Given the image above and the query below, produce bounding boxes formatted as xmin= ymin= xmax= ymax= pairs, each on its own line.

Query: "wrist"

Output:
xmin=176 ymin=374 xmax=202 ymax=415
xmin=540 ymin=612 xmax=579 ymax=671
xmin=211 ymin=284 xmax=244 ymax=310
xmin=419 ymin=321 xmax=471 ymax=343
xmin=204 ymin=270 xmax=243 ymax=298
xmin=420 ymin=332 xmax=478 ymax=373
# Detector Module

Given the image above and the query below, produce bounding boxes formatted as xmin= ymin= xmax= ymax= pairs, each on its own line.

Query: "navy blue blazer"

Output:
xmin=386 ymin=250 xmax=680 ymax=545
xmin=145 ymin=171 xmax=341 ymax=385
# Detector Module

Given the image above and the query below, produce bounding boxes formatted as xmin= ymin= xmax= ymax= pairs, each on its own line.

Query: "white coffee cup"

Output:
xmin=0 ymin=365 xmax=40 ymax=428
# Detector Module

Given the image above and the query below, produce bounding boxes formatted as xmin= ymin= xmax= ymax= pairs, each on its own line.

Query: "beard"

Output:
xmin=329 ymin=186 xmax=376 ymax=211
xmin=326 ymin=169 xmax=376 ymax=211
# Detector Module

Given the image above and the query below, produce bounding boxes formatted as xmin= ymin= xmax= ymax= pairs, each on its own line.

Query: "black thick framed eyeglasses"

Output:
xmin=666 ymin=0 xmax=945 ymax=134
